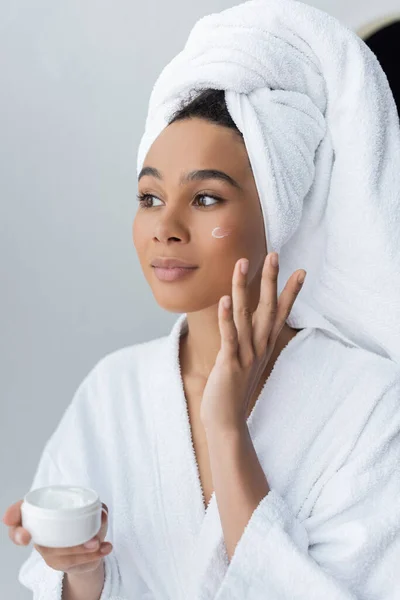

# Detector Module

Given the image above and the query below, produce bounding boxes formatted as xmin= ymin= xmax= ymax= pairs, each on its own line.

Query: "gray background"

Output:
xmin=1 ymin=0 xmax=399 ymax=597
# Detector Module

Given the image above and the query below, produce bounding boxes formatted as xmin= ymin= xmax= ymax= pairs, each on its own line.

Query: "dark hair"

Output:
xmin=168 ymin=88 xmax=243 ymax=140
xmin=363 ymin=20 xmax=400 ymax=118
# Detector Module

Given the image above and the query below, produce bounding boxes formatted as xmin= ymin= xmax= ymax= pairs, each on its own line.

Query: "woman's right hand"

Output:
xmin=2 ymin=500 xmax=113 ymax=575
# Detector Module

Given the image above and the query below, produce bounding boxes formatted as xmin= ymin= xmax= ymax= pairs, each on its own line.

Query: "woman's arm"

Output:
xmin=18 ymin=367 xmax=127 ymax=600
xmin=209 ymin=375 xmax=400 ymax=599
xmin=62 ymin=560 xmax=105 ymax=600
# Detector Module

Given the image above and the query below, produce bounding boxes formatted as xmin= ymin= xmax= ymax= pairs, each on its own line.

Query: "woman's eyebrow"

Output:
xmin=138 ymin=166 xmax=243 ymax=191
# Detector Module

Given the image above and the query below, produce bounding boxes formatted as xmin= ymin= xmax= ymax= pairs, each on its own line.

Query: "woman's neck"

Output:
xmin=180 ymin=308 xmax=301 ymax=384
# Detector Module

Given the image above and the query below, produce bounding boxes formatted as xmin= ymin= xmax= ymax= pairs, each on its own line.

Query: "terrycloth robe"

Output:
xmin=18 ymin=313 xmax=400 ymax=599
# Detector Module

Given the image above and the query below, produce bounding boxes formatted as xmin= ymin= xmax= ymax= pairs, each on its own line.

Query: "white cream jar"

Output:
xmin=21 ymin=485 xmax=102 ymax=548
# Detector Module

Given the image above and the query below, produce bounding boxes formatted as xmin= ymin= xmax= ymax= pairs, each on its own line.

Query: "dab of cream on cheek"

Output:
xmin=211 ymin=227 xmax=232 ymax=239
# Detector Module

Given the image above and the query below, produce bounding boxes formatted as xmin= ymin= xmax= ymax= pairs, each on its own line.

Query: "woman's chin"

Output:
xmin=154 ymin=300 xmax=199 ymax=313
xmin=152 ymin=292 xmax=213 ymax=314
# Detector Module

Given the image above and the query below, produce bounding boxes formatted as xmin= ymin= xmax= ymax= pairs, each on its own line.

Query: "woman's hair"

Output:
xmin=168 ymin=88 xmax=243 ymax=140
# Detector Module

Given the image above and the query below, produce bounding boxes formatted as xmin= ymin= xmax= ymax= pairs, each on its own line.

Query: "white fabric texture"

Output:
xmin=18 ymin=313 xmax=400 ymax=599
xmin=136 ymin=0 xmax=400 ymax=365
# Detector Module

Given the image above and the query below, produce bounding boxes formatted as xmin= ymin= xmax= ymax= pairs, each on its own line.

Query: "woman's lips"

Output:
xmin=152 ymin=266 xmax=198 ymax=282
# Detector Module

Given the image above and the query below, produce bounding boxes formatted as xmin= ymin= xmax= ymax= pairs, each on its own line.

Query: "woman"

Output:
xmin=4 ymin=1 xmax=400 ymax=599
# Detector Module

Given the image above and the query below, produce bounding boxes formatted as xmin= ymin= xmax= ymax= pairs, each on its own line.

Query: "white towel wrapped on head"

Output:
xmin=137 ymin=0 xmax=400 ymax=365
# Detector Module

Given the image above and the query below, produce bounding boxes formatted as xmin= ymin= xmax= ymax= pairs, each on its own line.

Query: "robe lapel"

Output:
xmin=149 ymin=313 xmax=226 ymax=598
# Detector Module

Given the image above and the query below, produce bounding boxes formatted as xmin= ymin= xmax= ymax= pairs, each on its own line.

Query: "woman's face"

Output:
xmin=133 ymin=117 xmax=267 ymax=313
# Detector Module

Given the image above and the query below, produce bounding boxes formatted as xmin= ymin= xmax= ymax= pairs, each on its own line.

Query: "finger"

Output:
xmin=231 ymin=258 xmax=254 ymax=366
xmin=218 ymin=295 xmax=238 ymax=360
xmin=2 ymin=500 xmax=23 ymax=526
xmin=49 ymin=543 xmax=113 ymax=571
xmin=97 ymin=505 xmax=109 ymax=542
xmin=35 ymin=536 xmax=102 ymax=556
xmin=252 ymin=253 xmax=279 ymax=355
xmin=270 ymin=270 xmax=307 ymax=342
xmin=9 ymin=525 xmax=31 ymax=546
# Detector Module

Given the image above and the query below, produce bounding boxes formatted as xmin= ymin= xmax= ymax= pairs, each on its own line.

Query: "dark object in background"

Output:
xmin=361 ymin=17 xmax=400 ymax=117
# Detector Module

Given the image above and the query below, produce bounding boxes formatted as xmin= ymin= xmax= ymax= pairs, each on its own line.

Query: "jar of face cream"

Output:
xmin=21 ymin=485 xmax=102 ymax=548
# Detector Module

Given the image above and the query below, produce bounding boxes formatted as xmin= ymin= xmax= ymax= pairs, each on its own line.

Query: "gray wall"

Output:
xmin=1 ymin=1 xmax=398 ymax=597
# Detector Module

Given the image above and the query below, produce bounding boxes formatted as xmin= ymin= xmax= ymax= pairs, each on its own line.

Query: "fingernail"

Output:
xmin=223 ymin=296 xmax=231 ymax=310
xmin=298 ymin=271 xmax=306 ymax=285
xmin=270 ymin=253 xmax=278 ymax=268
xmin=15 ymin=531 xmax=24 ymax=545
xmin=101 ymin=543 xmax=112 ymax=554
xmin=84 ymin=538 xmax=99 ymax=549
xmin=240 ymin=259 xmax=249 ymax=275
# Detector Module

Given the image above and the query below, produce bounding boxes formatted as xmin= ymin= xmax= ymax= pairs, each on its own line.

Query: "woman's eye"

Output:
xmin=136 ymin=194 xmax=163 ymax=208
xmin=136 ymin=193 xmax=222 ymax=208
xmin=194 ymin=194 xmax=221 ymax=207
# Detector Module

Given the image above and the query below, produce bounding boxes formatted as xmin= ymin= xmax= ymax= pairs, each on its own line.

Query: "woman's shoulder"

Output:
xmin=292 ymin=326 xmax=400 ymax=422
xmin=89 ymin=330 xmax=170 ymax=383
xmin=305 ymin=326 xmax=399 ymax=377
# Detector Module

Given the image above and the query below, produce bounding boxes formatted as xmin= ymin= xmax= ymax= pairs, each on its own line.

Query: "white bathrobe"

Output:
xmin=18 ymin=314 xmax=400 ymax=599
